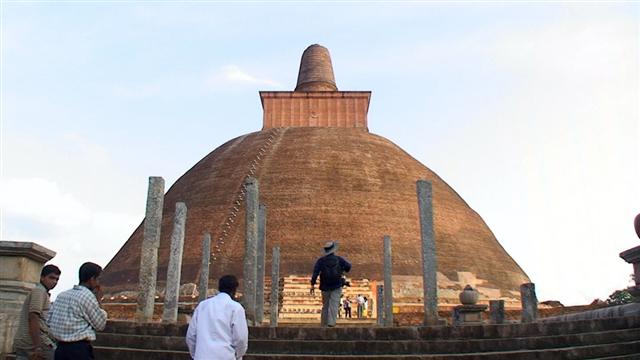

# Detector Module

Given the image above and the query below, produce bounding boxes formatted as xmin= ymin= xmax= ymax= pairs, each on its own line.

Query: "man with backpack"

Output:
xmin=310 ymin=241 xmax=352 ymax=327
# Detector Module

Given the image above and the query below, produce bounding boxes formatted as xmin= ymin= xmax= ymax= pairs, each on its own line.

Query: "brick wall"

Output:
xmin=260 ymin=92 xmax=370 ymax=129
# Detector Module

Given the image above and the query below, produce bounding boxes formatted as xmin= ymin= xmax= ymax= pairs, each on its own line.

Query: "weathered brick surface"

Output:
xmin=101 ymin=127 xmax=529 ymax=304
xmin=261 ymin=92 xmax=370 ymax=129
xmin=294 ymin=44 xmax=337 ymax=92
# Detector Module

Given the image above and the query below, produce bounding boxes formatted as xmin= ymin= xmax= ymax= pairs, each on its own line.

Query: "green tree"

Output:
xmin=606 ymin=289 xmax=634 ymax=305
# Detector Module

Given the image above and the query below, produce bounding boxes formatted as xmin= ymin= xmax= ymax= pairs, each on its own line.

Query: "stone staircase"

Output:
xmin=93 ymin=315 xmax=640 ymax=359
xmin=277 ymin=275 xmax=375 ymax=320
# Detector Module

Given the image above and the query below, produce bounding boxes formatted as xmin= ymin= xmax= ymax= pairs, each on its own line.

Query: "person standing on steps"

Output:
xmin=310 ymin=241 xmax=352 ymax=327
xmin=343 ymin=296 xmax=352 ymax=319
xmin=186 ymin=275 xmax=248 ymax=360
xmin=48 ymin=262 xmax=107 ymax=360
xmin=363 ymin=296 xmax=369 ymax=318
xmin=13 ymin=264 xmax=61 ymax=360
xmin=356 ymin=294 xmax=365 ymax=319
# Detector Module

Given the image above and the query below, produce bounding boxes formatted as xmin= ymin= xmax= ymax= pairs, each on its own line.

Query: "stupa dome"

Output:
xmin=102 ymin=45 xmax=529 ymax=305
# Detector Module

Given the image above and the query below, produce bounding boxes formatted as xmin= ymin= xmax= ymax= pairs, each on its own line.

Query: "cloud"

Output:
xmin=0 ymin=177 xmax=91 ymax=228
xmin=0 ymin=175 xmax=141 ymax=299
xmin=1 ymin=132 xmax=145 ymax=299
xmin=205 ymin=65 xmax=281 ymax=90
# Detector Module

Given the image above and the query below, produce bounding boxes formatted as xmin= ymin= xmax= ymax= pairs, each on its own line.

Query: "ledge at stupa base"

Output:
xmin=101 ymin=274 xmax=526 ymax=324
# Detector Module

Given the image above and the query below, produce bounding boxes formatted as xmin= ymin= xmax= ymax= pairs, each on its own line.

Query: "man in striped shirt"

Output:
xmin=47 ymin=262 xmax=107 ymax=360
xmin=13 ymin=264 xmax=60 ymax=360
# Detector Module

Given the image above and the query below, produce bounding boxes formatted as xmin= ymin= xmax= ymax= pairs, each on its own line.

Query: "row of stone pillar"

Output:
xmin=135 ymin=177 xmax=192 ymax=323
xmin=242 ymin=178 xmax=440 ymax=327
xmin=135 ymin=175 xmax=537 ymax=326
xmin=377 ymin=180 xmax=539 ymax=326
xmin=241 ymin=176 xmax=282 ymax=326
xmin=134 ymin=175 xmax=280 ymax=325
xmin=242 ymin=177 xmax=275 ymax=325
xmin=376 ymin=180 xmax=439 ymax=326
xmin=134 ymin=177 xmax=441 ymax=325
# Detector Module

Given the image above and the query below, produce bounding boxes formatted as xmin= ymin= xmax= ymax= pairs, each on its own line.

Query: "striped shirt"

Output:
xmin=13 ymin=283 xmax=54 ymax=350
xmin=47 ymin=285 xmax=107 ymax=342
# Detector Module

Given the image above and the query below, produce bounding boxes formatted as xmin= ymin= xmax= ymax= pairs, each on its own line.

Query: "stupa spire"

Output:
xmin=260 ymin=44 xmax=370 ymax=129
xmin=295 ymin=44 xmax=338 ymax=91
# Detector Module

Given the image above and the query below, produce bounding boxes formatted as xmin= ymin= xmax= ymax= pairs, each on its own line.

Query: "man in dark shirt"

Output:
xmin=310 ymin=241 xmax=351 ymax=327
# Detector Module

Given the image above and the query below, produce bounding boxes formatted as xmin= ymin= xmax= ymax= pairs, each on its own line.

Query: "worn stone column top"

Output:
xmin=620 ymin=245 xmax=640 ymax=263
xmin=0 ymin=241 xmax=56 ymax=263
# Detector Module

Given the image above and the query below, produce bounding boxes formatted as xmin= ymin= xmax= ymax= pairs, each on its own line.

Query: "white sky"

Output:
xmin=0 ymin=2 xmax=638 ymax=306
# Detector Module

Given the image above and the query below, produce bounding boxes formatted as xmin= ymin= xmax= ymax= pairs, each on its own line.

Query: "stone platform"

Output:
xmin=92 ymin=315 xmax=640 ymax=359
xmin=278 ymin=275 xmax=375 ymax=320
xmin=102 ymin=275 xmax=377 ymax=323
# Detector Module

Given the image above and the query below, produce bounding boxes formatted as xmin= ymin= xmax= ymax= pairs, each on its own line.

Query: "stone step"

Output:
xmin=242 ymin=340 xmax=640 ymax=359
xmin=95 ymin=333 xmax=188 ymax=351
xmin=279 ymin=314 xmax=322 ymax=319
xmin=278 ymin=313 xmax=374 ymax=319
xmin=281 ymin=293 xmax=368 ymax=299
xmin=99 ymin=316 xmax=640 ymax=339
xmin=248 ymin=329 xmax=640 ymax=355
xmin=283 ymin=280 xmax=370 ymax=286
xmin=277 ymin=319 xmax=378 ymax=326
xmin=93 ymin=340 xmax=640 ymax=360
xmin=250 ymin=316 xmax=640 ymax=341
xmin=284 ymin=287 xmax=372 ymax=293
xmin=279 ymin=304 xmax=321 ymax=309
xmin=94 ymin=346 xmax=190 ymax=360
xmin=280 ymin=311 xmax=321 ymax=315
xmin=281 ymin=302 xmax=323 ymax=306
xmin=281 ymin=304 xmax=323 ymax=308
xmin=94 ymin=328 xmax=639 ymax=354
xmin=283 ymin=276 xmax=370 ymax=283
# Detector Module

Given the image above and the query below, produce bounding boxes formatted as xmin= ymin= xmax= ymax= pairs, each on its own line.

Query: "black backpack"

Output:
xmin=320 ymin=256 xmax=343 ymax=285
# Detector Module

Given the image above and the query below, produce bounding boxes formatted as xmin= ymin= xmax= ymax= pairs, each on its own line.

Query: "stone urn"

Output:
xmin=459 ymin=285 xmax=479 ymax=305
xmin=635 ymin=213 xmax=640 ymax=239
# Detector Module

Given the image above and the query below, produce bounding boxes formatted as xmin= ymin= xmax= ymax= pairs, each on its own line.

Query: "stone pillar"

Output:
xmin=376 ymin=285 xmax=384 ymax=326
xmin=620 ymin=245 xmax=640 ymax=290
xmin=136 ymin=176 xmax=165 ymax=323
xmin=489 ymin=300 xmax=505 ymax=324
xmin=198 ymin=233 xmax=211 ymax=303
xmin=243 ymin=177 xmax=259 ymax=323
xmin=0 ymin=241 xmax=55 ymax=357
xmin=417 ymin=180 xmax=439 ymax=326
xmin=162 ymin=202 xmax=187 ymax=323
xmin=255 ymin=204 xmax=267 ymax=325
xmin=270 ymin=246 xmax=280 ymax=327
xmin=520 ymin=283 xmax=538 ymax=323
xmin=383 ymin=235 xmax=394 ymax=327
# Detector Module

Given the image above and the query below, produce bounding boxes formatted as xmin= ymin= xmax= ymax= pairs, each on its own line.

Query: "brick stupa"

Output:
xmin=102 ymin=44 xmax=529 ymax=309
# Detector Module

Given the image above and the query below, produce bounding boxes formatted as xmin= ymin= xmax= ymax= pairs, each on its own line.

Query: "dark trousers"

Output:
xmin=344 ymin=307 xmax=351 ymax=318
xmin=55 ymin=340 xmax=94 ymax=360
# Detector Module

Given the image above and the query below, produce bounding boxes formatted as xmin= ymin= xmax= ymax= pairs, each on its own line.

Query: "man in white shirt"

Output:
xmin=186 ymin=275 xmax=248 ymax=360
xmin=356 ymin=294 xmax=365 ymax=319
